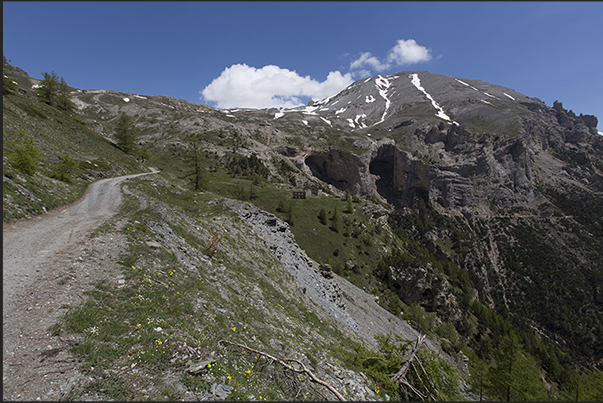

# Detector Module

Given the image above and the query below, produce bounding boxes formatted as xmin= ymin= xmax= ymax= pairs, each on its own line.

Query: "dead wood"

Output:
xmin=218 ymin=339 xmax=345 ymax=401
xmin=391 ymin=333 xmax=426 ymax=382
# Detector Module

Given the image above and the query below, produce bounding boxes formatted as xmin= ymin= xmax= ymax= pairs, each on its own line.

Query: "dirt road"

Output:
xmin=3 ymin=168 xmax=158 ymax=400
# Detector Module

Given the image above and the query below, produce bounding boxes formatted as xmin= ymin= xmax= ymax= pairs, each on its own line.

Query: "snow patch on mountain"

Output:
xmin=410 ymin=73 xmax=457 ymax=124
xmin=301 ymin=105 xmax=319 ymax=115
xmin=483 ymin=91 xmax=499 ymax=100
xmin=456 ymin=78 xmax=479 ymax=92
xmin=504 ymin=93 xmax=515 ymax=101
xmin=355 ymin=114 xmax=368 ymax=129
xmin=375 ymin=75 xmax=395 ymax=124
xmin=366 ymin=95 xmax=376 ymax=103
xmin=456 ymin=78 xmax=500 ymax=100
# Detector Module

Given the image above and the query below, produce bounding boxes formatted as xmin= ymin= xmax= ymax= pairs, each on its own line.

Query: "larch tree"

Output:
xmin=37 ymin=71 xmax=59 ymax=105
xmin=115 ymin=112 xmax=137 ymax=154
xmin=57 ymin=76 xmax=75 ymax=111
xmin=487 ymin=332 xmax=549 ymax=401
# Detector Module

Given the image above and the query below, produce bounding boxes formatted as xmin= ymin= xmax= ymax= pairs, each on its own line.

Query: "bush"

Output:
xmin=5 ymin=131 xmax=41 ymax=175
xmin=50 ymin=155 xmax=78 ymax=182
xmin=317 ymin=208 xmax=327 ymax=225
xmin=402 ymin=303 xmax=436 ymax=334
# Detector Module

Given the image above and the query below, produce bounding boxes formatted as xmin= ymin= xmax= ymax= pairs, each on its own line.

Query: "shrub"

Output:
xmin=5 ymin=131 xmax=40 ymax=175
xmin=50 ymin=155 xmax=78 ymax=182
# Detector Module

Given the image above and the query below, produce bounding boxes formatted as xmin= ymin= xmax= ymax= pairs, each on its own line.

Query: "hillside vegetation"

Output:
xmin=4 ymin=57 xmax=603 ymax=401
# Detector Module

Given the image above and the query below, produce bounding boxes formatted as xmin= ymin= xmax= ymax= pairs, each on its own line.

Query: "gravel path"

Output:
xmin=3 ymin=168 xmax=158 ymax=401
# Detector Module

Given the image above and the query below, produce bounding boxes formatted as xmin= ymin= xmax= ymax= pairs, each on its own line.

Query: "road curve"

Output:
xmin=3 ymin=167 xmax=159 ymax=309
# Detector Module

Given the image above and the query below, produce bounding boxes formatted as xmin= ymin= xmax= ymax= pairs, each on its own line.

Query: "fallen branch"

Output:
xmin=415 ymin=355 xmax=440 ymax=400
xmin=218 ymin=339 xmax=345 ymax=401
xmin=399 ymin=377 xmax=426 ymax=400
xmin=391 ymin=333 xmax=426 ymax=382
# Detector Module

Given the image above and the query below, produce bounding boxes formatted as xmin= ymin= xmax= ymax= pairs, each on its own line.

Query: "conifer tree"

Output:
xmin=114 ymin=112 xmax=137 ymax=154
xmin=345 ymin=189 xmax=354 ymax=213
xmin=318 ymin=208 xmax=327 ymax=225
xmin=487 ymin=332 xmax=548 ymax=401
xmin=37 ymin=71 xmax=59 ymax=105
xmin=57 ymin=76 xmax=74 ymax=111
xmin=6 ymin=131 xmax=41 ymax=175
xmin=185 ymin=138 xmax=209 ymax=191
xmin=330 ymin=206 xmax=340 ymax=233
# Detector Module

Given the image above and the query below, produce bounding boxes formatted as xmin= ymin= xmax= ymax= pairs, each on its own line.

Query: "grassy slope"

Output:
xmin=52 ymin=173 xmax=409 ymax=400
xmin=2 ymin=89 xmax=145 ymax=222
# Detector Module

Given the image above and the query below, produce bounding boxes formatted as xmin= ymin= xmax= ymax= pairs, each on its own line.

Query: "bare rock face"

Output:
xmin=304 ymin=149 xmax=364 ymax=194
xmin=387 ymin=263 xmax=462 ymax=324
xmin=369 ymin=143 xmax=430 ymax=209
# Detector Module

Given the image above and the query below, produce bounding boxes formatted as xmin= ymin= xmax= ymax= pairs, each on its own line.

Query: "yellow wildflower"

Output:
xmin=244 ymin=370 xmax=251 ymax=374
xmin=157 ymin=340 xmax=162 ymax=345
xmin=232 ymin=327 xmax=236 ymax=332
xmin=226 ymin=375 xmax=231 ymax=380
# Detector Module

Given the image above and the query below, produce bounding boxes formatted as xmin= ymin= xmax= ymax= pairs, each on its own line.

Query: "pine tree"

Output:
xmin=345 ymin=190 xmax=354 ymax=213
xmin=185 ymin=139 xmax=209 ymax=191
xmin=330 ymin=206 xmax=340 ymax=233
xmin=487 ymin=332 xmax=548 ymax=401
xmin=57 ymin=76 xmax=74 ymax=111
xmin=114 ymin=112 xmax=137 ymax=154
xmin=318 ymin=208 xmax=327 ymax=225
xmin=6 ymin=131 xmax=41 ymax=175
xmin=37 ymin=71 xmax=59 ymax=105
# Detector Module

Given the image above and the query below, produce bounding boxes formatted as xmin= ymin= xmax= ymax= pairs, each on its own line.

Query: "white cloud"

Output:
xmin=350 ymin=52 xmax=390 ymax=72
xmin=350 ymin=38 xmax=432 ymax=77
xmin=201 ymin=64 xmax=353 ymax=109
xmin=387 ymin=39 xmax=432 ymax=65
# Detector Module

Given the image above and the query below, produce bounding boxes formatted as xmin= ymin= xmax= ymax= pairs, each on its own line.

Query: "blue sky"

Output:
xmin=3 ymin=1 xmax=602 ymax=128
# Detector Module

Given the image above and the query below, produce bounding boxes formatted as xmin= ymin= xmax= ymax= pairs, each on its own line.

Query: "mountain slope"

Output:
xmin=4 ymin=58 xmax=603 ymax=400
xmin=68 ymin=68 xmax=603 ymax=383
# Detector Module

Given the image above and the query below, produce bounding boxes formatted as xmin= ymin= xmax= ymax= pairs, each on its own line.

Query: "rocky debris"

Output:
xmin=206 ymin=383 xmax=234 ymax=400
xmin=319 ymin=263 xmax=333 ymax=279
xmin=225 ymin=199 xmax=359 ymax=334
xmin=185 ymin=358 xmax=216 ymax=374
